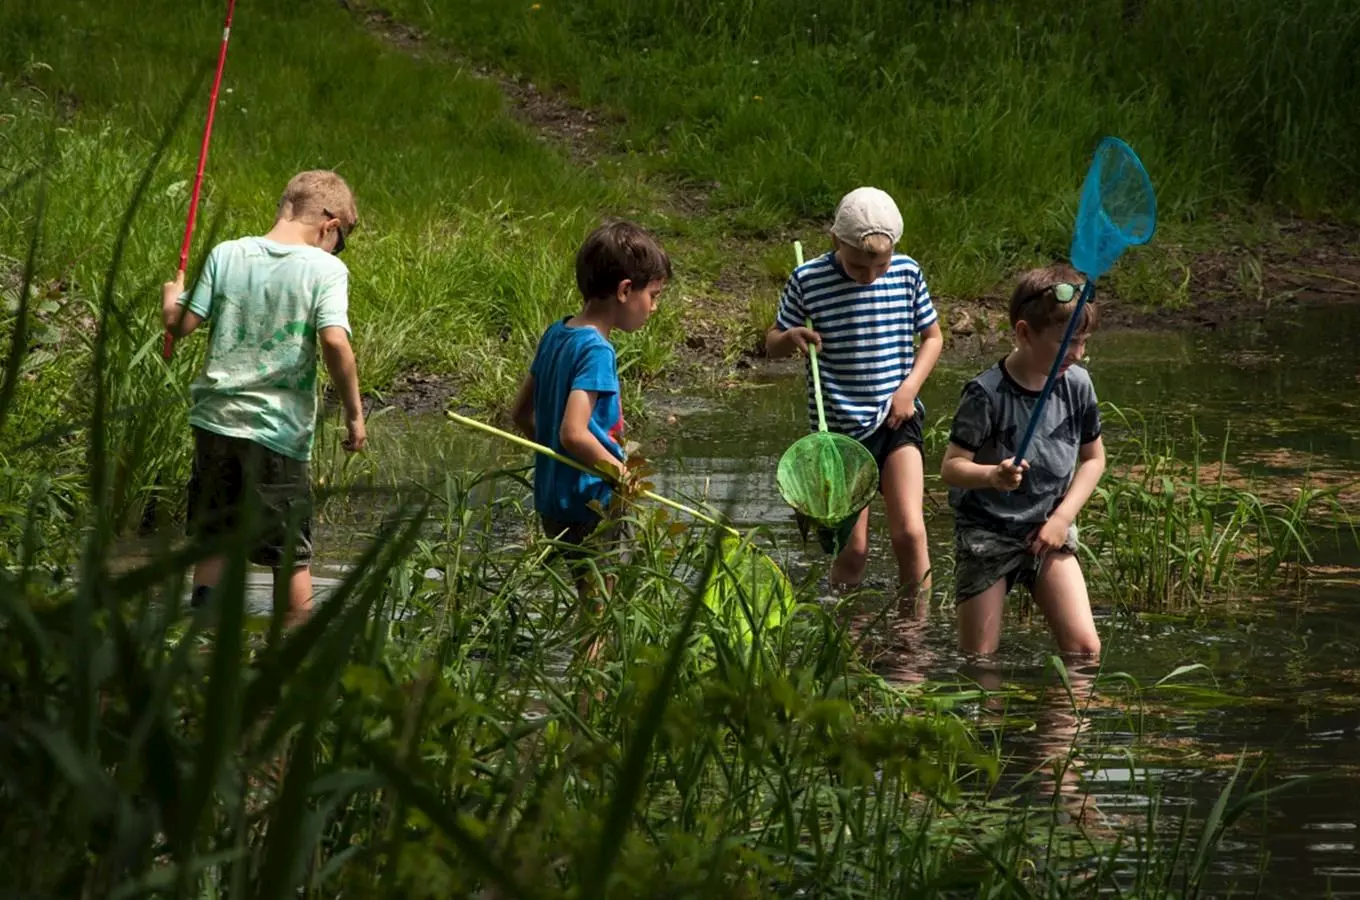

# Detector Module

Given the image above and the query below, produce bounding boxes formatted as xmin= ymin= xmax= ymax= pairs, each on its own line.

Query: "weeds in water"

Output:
xmin=1082 ymin=404 xmax=1345 ymax=608
xmin=0 ymin=192 xmax=1285 ymax=893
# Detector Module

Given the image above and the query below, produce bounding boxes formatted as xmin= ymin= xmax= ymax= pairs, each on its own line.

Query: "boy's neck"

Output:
xmin=567 ymin=300 xmax=617 ymax=338
xmin=1004 ymin=347 xmax=1051 ymax=391
xmin=263 ymin=218 xmax=322 ymax=248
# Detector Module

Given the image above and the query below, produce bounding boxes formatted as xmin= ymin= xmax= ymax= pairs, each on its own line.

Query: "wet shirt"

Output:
xmin=530 ymin=318 xmax=625 ymax=523
xmin=948 ymin=359 xmax=1101 ymax=538
xmin=184 ymin=237 xmax=351 ymax=462
xmin=775 ymin=251 xmax=938 ymax=439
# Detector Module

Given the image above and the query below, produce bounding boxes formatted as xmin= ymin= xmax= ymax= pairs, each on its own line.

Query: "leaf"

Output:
xmin=1154 ymin=663 xmax=1217 ymax=689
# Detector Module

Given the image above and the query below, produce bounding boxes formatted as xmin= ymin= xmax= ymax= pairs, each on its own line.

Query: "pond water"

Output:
xmin=308 ymin=303 xmax=1360 ymax=895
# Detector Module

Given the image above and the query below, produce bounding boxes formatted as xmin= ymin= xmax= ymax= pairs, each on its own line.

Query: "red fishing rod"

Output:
xmin=163 ymin=0 xmax=237 ymax=361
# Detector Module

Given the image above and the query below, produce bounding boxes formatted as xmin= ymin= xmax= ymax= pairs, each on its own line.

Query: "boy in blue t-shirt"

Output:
xmin=767 ymin=187 xmax=945 ymax=601
xmin=509 ymin=220 xmax=670 ymax=603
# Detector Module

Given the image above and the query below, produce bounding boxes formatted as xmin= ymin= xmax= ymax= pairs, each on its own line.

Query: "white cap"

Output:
xmin=830 ymin=186 xmax=903 ymax=248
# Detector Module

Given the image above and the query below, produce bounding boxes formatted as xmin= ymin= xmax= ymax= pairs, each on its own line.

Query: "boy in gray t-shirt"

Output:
xmin=941 ymin=264 xmax=1107 ymax=659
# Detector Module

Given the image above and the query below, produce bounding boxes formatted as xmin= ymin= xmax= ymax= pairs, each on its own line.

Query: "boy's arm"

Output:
xmin=1051 ymin=437 xmax=1106 ymax=525
xmin=765 ymin=270 xmax=820 ymax=358
xmin=319 ymin=326 xmax=366 ymax=452
xmin=941 ymin=442 xmax=1026 ymax=491
xmin=161 ymin=272 xmax=205 ymax=338
xmin=765 ymin=324 xmax=821 ymax=359
xmin=509 ymin=374 xmax=536 ymax=439
xmin=560 ymin=389 xmax=624 ymax=478
xmin=1030 ymin=437 xmax=1105 ymax=554
xmin=888 ymin=321 xmax=944 ymax=428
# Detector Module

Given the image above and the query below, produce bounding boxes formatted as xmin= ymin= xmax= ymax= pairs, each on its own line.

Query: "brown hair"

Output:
xmin=276 ymin=170 xmax=358 ymax=232
xmin=1008 ymin=263 xmax=1099 ymax=333
xmin=575 ymin=220 xmax=672 ymax=301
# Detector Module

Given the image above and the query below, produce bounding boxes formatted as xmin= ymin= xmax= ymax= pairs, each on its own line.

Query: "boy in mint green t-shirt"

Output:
xmin=161 ymin=169 xmax=366 ymax=625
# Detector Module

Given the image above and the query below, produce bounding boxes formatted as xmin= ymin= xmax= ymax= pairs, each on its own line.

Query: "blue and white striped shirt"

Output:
xmin=775 ymin=251 xmax=938 ymax=439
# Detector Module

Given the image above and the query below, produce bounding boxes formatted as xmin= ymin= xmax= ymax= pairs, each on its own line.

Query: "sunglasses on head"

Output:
xmin=323 ymin=208 xmax=347 ymax=255
xmin=1020 ymin=281 xmax=1083 ymax=309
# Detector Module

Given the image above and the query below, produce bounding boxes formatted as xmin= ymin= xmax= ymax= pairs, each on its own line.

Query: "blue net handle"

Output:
xmin=1013 ymin=137 xmax=1155 ymax=464
xmin=1011 ymin=280 xmax=1095 ymax=464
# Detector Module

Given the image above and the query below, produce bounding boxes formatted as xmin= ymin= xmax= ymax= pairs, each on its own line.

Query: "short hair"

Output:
xmin=1009 ymin=263 xmax=1099 ymax=333
xmin=857 ymin=233 xmax=894 ymax=255
xmin=575 ymin=220 xmax=672 ymax=301
xmin=276 ymin=170 xmax=358 ymax=233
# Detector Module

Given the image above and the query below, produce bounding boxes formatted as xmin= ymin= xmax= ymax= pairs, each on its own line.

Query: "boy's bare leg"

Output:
xmin=192 ymin=555 xmax=226 ymax=592
xmin=957 ymin=577 xmax=1007 ymax=655
xmin=881 ymin=445 xmax=931 ymax=600
xmin=281 ymin=565 xmax=313 ymax=627
xmin=1033 ymin=553 xmax=1100 ymax=659
xmin=830 ymin=507 xmax=871 ymax=590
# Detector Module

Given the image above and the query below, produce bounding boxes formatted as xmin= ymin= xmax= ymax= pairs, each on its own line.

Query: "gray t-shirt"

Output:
xmin=947 ymin=359 xmax=1101 ymax=538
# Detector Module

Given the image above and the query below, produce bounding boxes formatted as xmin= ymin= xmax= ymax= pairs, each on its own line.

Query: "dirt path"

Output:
xmin=349 ymin=3 xmax=1360 ymax=410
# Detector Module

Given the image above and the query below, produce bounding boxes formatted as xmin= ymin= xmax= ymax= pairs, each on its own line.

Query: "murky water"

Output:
xmin=301 ymin=303 xmax=1360 ymax=895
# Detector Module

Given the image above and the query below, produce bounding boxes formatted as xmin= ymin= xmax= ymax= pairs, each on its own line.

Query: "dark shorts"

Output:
xmin=808 ymin=401 xmax=926 ymax=555
xmin=539 ymin=514 xmax=633 ymax=576
xmin=953 ymin=522 xmax=1079 ymax=604
xmin=187 ymin=427 xmax=313 ymax=568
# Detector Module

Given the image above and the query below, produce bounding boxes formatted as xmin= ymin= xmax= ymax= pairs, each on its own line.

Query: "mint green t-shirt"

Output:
xmin=183 ymin=237 xmax=351 ymax=462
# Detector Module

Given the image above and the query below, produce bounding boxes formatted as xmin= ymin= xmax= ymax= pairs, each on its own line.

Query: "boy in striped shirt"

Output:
xmin=766 ymin=187 xmax=945 ymax=599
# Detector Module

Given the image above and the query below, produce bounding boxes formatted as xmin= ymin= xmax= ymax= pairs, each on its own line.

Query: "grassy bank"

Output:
xmin=0 ymin=0 xmax=695 ymax=525
xmin=385 ymin=0 xmax=1360 ymax=301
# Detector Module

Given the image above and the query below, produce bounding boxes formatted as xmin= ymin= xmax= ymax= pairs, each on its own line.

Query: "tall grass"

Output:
xmin=389 ymin=0 xmax=1360 ymax=296
xmin=1 ymin=167 xmax=1288 ymax=894
xmin=0 ymin=0 xmax=686 ymax=529
xmin=1081 ymin=405 xmax=1344 ymax=608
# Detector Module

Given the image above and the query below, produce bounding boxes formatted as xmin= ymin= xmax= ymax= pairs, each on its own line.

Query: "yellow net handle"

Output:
xmin=793 ymin=240 xmax=828 ymax=434
xmin=447 ymin=411 xmax=740 ymax=538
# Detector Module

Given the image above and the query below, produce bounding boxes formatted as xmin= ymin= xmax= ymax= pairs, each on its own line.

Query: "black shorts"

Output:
xmin=809 ymin=400 xmax=926 ymax=555
xmin=857 ymin=399 xmax=926 ymax=492
xmin=187 ymin=427 xmax=313 ymax=568
xmin=539 ymin=514 xmax=632 ymax=576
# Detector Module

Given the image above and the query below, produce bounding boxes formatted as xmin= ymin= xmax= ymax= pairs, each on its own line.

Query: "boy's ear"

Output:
xmin=615 ymin=278 xmax=633 ymax=302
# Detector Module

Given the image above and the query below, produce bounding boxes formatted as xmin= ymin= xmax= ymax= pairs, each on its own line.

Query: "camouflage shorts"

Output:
xmin=953 ymin=522 xmax=1079 ymax=604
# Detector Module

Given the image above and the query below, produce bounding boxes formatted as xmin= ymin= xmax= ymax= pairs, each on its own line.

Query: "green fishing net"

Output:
xmin=698 ymin=534 xmax=795 ymax=667
xmin=775 ymin=431 xmax=879 ymax=528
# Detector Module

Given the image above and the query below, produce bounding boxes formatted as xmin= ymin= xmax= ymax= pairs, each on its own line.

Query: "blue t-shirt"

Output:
xmin=530 ymin=318 xmax=625 ymax=522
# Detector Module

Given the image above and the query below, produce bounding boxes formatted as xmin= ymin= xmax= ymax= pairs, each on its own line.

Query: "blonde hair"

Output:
xmin=276 ymin=170 xmax=358 ymax=232
xmin=858 ymin=232 xmax=894 ymax=255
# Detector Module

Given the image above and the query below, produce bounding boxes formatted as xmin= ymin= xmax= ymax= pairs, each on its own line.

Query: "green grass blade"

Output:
xmin=583 ymin=528 xmax=717 ymax=895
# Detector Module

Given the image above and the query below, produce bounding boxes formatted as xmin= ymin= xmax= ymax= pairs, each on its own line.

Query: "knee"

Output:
xmin=890 ymin=519 xmax=928 ymax=552
xmin=836 ymin=544 xmax=869 ymax=573
xmin=1061 ymin=633 xmax=1101 ymax=660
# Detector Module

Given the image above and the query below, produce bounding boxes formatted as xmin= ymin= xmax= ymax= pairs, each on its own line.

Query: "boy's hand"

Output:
xmin=786 ymin=326 xmax=822 ymax=355
xmin=886 ymin=387 xmax=918 ymax=429
xmin=342 ymin=416 xmax=367 ymax=452
xmin=1030 ymin=513 xmax=1071 ymax=556
xmin=161 ymin=271 xmax=186 ymax=326
xmin=988 ymin=459 xmax=1027 ymax=492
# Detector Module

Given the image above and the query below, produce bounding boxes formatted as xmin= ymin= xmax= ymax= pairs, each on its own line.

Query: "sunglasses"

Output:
xmin=1019 ymin=281 xmax=1083 ymax=309
xmin=323 ymin=208 xmax=347 ymax=255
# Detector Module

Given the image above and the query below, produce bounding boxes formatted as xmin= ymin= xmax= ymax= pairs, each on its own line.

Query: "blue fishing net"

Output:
xmin=1070 ymin=136 xmax=1158 ymax=280
xmin=1012 ymin=137 xmax=1157 ymax=464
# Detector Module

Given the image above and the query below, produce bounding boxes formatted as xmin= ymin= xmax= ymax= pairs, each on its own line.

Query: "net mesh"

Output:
xmin=700 ymin=535 xmax=796 ymax=659
xmin=776 ymin=431 xmax=879 ymax=527
xmin=1071 ymin=136 xmax=1158 ymax=280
